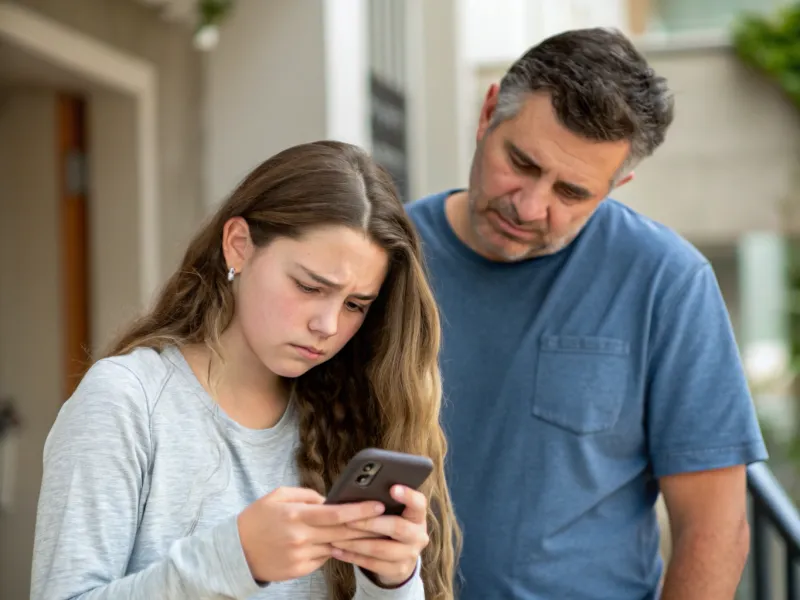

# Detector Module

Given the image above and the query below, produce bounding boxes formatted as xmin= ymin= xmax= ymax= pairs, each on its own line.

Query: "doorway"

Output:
xmin=59 ymin=93 xmax=91 ymax=398
xmin=0 ymin=7 xmax=155 ymax=596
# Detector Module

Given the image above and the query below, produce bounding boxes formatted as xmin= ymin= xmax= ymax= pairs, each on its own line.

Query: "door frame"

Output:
xmin=0 ymin=3 xmax=161 ymax=306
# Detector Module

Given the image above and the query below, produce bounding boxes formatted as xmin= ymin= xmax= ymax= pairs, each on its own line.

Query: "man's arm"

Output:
xmin=659 ymin=465 xmax=750 ymax=600
xmin=644 ymin=261 xmax=766 ymax=598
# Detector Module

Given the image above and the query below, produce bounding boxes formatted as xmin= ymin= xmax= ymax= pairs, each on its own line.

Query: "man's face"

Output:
xmin=465 ymin=89 xmax=632 ymax=261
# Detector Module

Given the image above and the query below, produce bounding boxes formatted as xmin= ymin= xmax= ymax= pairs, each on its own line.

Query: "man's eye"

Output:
xmin=510 ymin=156 xmax=538 ymax=173
xmin=558 ymin=189 xmax=585 ymax=203
xmin=295 ymin=281 xmax=318 ymax=294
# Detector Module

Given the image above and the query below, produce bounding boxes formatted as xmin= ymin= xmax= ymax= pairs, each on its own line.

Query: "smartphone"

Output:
xmin=325 ymin=448 xmax=434 ymax=516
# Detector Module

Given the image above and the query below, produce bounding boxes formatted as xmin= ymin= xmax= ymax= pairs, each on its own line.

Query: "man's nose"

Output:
xmin=513 ymin=182 xmax=550 ymax=223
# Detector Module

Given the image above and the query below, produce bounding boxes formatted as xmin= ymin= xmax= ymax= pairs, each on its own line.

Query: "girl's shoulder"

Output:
xmin=48 ymin=347 xmax=176 ymax=457
xmin=73 ymin=346 xmax=173 ymax=410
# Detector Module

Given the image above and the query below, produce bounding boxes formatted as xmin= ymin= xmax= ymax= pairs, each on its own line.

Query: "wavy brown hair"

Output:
xmin=106 ymin=140 xmax=460 ymax=599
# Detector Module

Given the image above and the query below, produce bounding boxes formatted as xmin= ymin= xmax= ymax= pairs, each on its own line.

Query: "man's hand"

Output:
xmin=659 ymin=465 xmax=750 ymax=599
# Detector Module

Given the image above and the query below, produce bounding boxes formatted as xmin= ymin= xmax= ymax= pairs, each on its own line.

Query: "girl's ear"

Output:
xmin=222 ymin=217 xmax=253 ymax=272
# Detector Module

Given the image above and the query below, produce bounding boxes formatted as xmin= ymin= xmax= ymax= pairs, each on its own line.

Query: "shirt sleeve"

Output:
xmin=646 ymin=262 xmax=768 ymax=478
xmin=30 ymin=360 xmax=262 ymax=600
xmin=353 ymin=559 xmax=425 ymax=600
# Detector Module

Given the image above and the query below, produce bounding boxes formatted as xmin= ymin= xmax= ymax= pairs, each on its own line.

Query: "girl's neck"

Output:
xmin=182 ymin=325 xmax=290 ymax=430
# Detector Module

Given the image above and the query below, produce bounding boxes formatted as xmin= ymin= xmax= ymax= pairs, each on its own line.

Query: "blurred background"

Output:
xmin=1 ymin=0 xmax=800 ymax=598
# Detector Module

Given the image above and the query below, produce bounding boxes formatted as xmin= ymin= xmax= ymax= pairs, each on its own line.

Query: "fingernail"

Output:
xmin=375 ymin=503 xmax=385 ymax=514
xmin=393 ymin=485 xmax=405 ymax=498
xmin=332 ymin=548 xmax=343 ymax=558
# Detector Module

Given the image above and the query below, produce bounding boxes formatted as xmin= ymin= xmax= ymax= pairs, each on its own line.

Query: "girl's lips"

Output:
xmin=291 ymin=344 xmax=325 ymax=359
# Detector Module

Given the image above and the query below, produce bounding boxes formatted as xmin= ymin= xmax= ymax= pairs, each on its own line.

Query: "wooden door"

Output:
xmin=58 ymin=94 xmax=90 ymax=398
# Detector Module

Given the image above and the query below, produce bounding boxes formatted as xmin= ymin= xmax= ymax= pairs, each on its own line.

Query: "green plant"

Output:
xmin=732 ymin=3 xmax=800 ymax=108
xmin=197 ymin=0 xmax=234 ymax=29
xmin=194 ymin=0 xmax=235 ymax=51
xmin=733 ymin=3 xmax=800 ymax=499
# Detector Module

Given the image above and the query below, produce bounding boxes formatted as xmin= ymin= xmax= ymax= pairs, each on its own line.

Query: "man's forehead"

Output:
xmin=500 ymin=110 xmax=629 ymax=185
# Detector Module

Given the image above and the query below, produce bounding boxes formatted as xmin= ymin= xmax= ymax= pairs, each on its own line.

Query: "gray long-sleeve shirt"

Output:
xmin=31 ymin=346 xmax=424 ymax=600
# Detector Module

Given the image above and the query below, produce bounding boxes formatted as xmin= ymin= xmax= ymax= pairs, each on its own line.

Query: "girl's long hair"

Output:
xmin=106 ymin=140 xmax=460 ymax=599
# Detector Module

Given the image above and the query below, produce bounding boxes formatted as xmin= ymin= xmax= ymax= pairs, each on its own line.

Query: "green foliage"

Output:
xmin=197 ymin=0 xmax=234 ymax=28
xmin=732 ymin=3 xmax=800 ymax=108
xmin=788 ymin=241 xmax=800 ymax=365
xmin=733 ymin=4 xmax=800 ymax=497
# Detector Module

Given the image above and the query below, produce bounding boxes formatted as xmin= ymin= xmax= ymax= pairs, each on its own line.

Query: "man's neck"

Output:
xmin=443 ymin=190 xmax=480 ymax=253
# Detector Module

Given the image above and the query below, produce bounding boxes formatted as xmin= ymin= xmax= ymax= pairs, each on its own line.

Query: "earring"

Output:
xmin=227 ymin=267 xmax=236 ymax=282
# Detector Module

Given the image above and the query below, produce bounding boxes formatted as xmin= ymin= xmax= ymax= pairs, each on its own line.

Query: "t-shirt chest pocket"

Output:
xmin=532 ymin=335 xmax=630 ymax=435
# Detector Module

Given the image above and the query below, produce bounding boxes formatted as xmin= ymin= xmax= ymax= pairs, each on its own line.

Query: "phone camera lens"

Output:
xmin=362 ymin=463 xmax=375 ymax=473
xmin=356 ymin=474 xmax=370 ymax=486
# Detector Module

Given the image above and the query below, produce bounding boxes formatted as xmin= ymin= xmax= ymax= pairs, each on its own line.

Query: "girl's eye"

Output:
xmin=345 ymin=301 xmax=366 ymax=313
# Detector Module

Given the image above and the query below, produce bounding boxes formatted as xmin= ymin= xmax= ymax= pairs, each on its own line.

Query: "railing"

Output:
xmin=748 ymin=462 xmax=800 ymax=599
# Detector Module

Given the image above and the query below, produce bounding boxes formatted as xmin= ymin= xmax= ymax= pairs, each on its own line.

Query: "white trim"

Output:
xmin=0 ymin=2 xmax=160 ymax=307
xmin=404 ymin=0 xmax=428 ymax=201
xmin=323 ymin=0 xmax=370 ymax=149
xmin=138 ymin=92 xmax=160 ymax=308
xmin=631 ymin=29 xmax=732 ymax=54
xmin=471 ymin=28 xmax=732 ymax=75
xmin=136 ymin=0 xmax=195 ymax=25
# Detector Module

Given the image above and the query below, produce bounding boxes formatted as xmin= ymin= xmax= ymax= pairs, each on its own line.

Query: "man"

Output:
xmin=406 ymin=28 xmax=767 ymax=599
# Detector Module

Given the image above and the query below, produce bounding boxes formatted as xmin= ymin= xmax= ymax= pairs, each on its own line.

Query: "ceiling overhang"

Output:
xmin=135 ymin=0 xmax=196 ymax=26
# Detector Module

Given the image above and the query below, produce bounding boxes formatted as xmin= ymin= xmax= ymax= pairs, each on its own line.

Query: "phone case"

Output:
xmin=325 ymin=448 xmax=434 ymax=516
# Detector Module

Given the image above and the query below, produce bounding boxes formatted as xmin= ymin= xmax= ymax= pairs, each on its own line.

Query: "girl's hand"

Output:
xmin=238 ymin=486 xmax=385 ymax=583
xmin=333 ymin=485 xmax=430 ymax=587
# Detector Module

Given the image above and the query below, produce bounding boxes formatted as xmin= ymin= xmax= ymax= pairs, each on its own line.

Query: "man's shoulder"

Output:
xmin=405 ymin=189 xmax=451 ymax=211
xmin=405 ymin=189 xmax=457 ymax=226
xmin=598 ymin=198 xmax=708 ymax=279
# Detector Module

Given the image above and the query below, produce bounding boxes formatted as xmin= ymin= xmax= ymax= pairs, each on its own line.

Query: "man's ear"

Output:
xmin=477 ymin=83 xmax=500 ymax=143
xmin=614 ymin=171 xmax=635 ymax=189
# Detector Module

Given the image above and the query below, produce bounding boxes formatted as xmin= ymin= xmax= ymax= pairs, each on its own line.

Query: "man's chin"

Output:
xmin=476 ymin=228 xmax=548 ymax=261
xmin=497 ymin=246 xmax=545 ymax=262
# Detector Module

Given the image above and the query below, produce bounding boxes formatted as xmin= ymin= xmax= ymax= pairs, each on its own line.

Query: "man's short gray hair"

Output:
xmin=491 ymin=28 xmax=674 ymax=177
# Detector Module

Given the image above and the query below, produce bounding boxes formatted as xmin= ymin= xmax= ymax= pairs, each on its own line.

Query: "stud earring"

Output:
xmin=227 ymin=267 xmax=236 ymax=282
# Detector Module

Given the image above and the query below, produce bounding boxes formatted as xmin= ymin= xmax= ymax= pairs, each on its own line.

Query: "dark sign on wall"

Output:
xmin=370 ymin=73 xmax=408 ymax=202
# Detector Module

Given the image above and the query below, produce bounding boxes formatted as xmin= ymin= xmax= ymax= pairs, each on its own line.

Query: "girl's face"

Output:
xmin=225 ymin=221 xmax=389 ymax=378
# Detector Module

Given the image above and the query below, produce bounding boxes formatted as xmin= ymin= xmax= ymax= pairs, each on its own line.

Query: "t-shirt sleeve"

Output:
xmin=30 ymin=359 xmax=261 ymax=600
xmin=646 ymin=263 xmax=768 ymax=478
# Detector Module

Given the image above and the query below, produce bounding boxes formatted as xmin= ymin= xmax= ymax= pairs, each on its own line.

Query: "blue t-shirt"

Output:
xmin=406 ymin=191 xmax=768 ymax=600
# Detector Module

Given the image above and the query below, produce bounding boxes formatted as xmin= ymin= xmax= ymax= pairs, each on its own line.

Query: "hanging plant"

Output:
xmin=194 ymin=0 xmax=235 ymax=51
xmin=732 ymin=3 xmax=800 ymax=109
